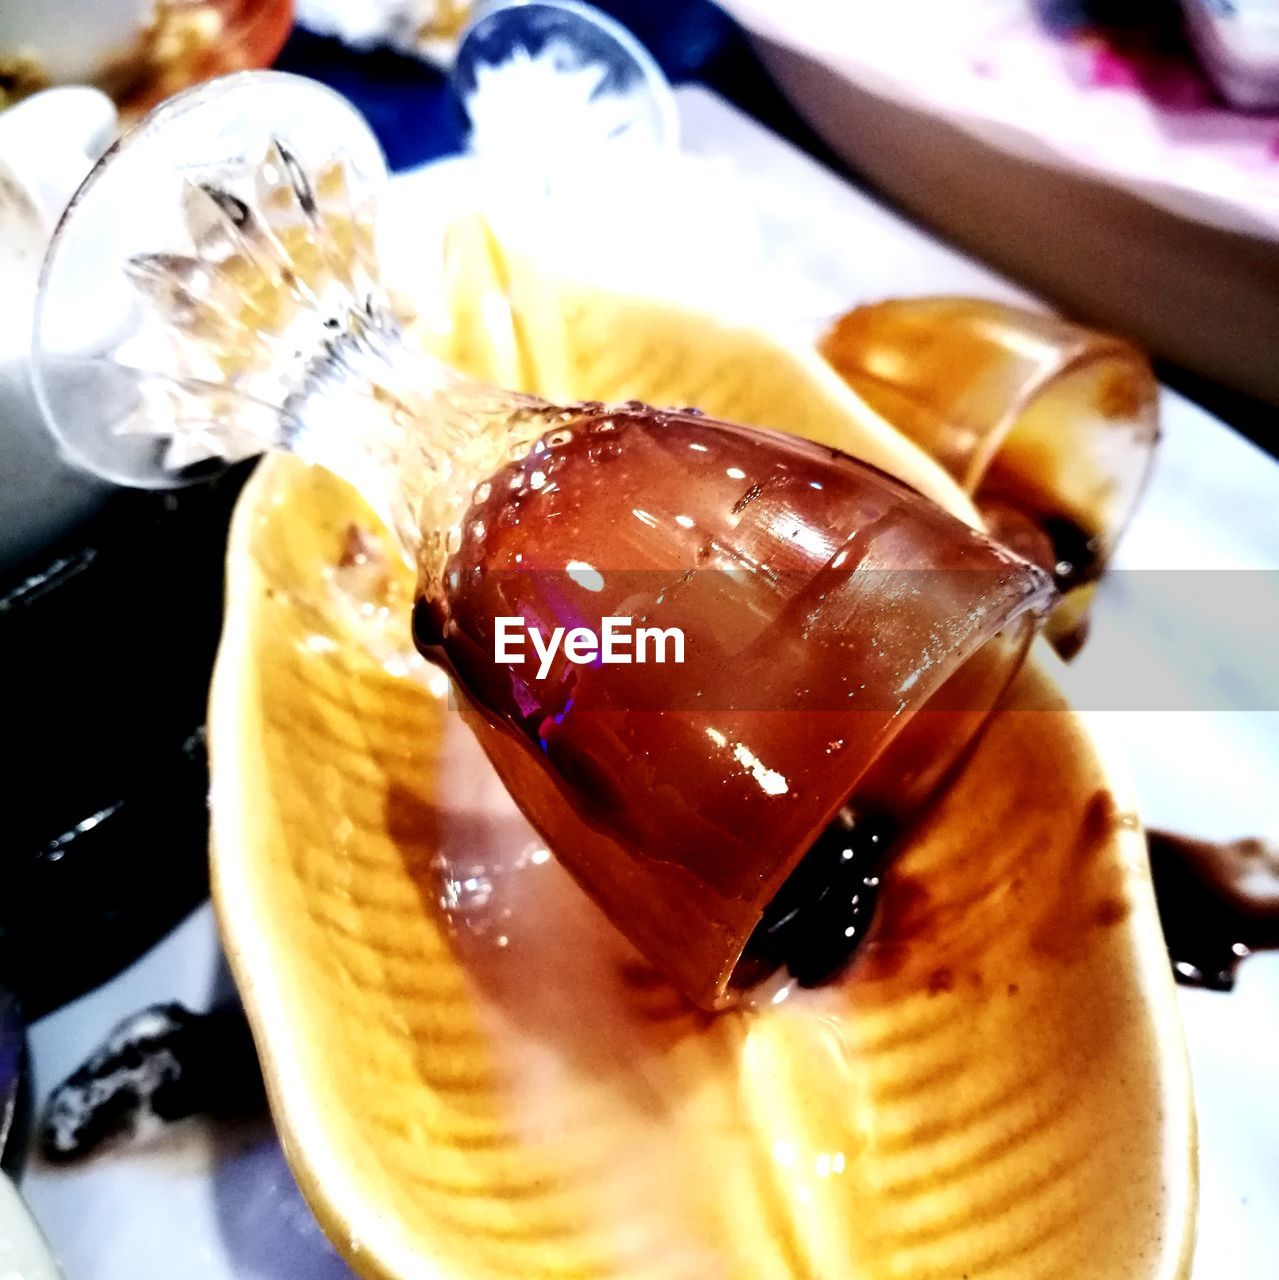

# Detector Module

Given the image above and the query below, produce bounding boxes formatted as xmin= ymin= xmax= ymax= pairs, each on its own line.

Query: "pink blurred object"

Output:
xmin=721 ymin=0 xmax=1279 ymax=406
xmin=723 ymin=0 xmax=1279 ymax=238
xmin=1183 ymin=0 xmax=1279 ymax=112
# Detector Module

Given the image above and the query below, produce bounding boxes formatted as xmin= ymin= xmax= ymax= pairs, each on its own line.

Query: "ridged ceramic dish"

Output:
xmin=210 ymin=224 xmax=1196 ymax=1280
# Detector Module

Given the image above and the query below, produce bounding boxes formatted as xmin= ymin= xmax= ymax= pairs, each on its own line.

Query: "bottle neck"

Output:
xmin=280 ymin=307 xmax=551 ymax=587
xmin=98 ymin=146 xmax=555 ymax=575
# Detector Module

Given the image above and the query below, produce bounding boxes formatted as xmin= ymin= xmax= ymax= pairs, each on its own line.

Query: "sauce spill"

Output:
xmin=1148 ymin=831 xmax=1279 ymax=991
xmin=40 ymin=1002 xmax=265 ymax=1162
xmin=736 ymin=808 xmax=893 ymax=990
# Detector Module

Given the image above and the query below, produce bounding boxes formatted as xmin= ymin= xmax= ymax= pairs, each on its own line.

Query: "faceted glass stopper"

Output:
xmin=32 ymin=71 xmax=388 ymax=488
xmin=454 ymin=0 xmax=678 ymax=170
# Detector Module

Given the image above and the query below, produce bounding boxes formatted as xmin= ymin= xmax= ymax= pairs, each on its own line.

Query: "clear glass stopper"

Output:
xmin=32 ymin=71 xmax=389 ymax=490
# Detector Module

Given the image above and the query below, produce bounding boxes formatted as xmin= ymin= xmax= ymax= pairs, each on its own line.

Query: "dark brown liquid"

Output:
xmin=977 ymin=499 xmax=1102 ymax=594
xmin=1148 ymin=830 xmax=1279 ymax=990
xmin=736 ymin=808 xmax=894 ymax=989
xmin=977 ymin=498 xmax=1101 ymax=660
xmin=412 ymin=404 xmax=1050 ymax=1007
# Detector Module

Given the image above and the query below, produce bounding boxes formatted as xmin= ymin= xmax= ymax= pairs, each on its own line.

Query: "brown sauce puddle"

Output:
xmin=1148 ymin=831 xmax=1279 ymax=990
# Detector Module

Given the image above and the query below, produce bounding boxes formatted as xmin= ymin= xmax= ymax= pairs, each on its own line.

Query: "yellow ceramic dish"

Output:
xmin=210 ymin=223 xmax=1196 ymax=1280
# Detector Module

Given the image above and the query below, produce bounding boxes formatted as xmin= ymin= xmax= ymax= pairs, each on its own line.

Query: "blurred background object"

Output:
xmin=721 ymin=0 xmax=1279 ymax=412
xmin=0 ymin=985 xmax=58 ymax=1279
xmin=453 ymin=0 xmax=679 ymax=170
xmin=1 ymin=985 xmax=28 ymax=1175
xmin=0 ymin=471 xmax=249 ymax=1021
xmin=1182 ymin=0 xmax=1279 ymax=111
xmin=296 ymin=0 xmax=472 ymax=64
xmin=0 ymin=1174 xmax=60 ymax=1280
xmin=0 ymin=16 xmax=274 ymax=1022
xmin=0 ymin=0 xmax=293 ymax=115
xmin=0 ymin=87 xmax=116 ymax=572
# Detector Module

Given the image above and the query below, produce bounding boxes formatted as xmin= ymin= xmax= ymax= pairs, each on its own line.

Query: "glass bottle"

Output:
xmin=33 ymin=71 xmax=1055 ymax=1009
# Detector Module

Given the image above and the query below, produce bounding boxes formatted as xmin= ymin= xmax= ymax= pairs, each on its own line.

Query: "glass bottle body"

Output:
xmin=411 ymin=404 xmax=1048 ymax=1007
